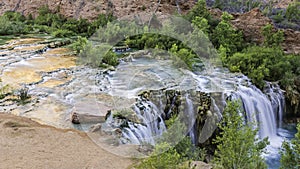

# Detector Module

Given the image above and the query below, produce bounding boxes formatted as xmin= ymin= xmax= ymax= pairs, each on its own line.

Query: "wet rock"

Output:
xmin=113 ymin=128 xmax=122 ymax=137
xmin=89 ymin=123 xmax=102 ymax=132
xmin=71 ymin=110 xmax=106 ymax=124
xmin=71 ymin=112 xmax=80 ymax=124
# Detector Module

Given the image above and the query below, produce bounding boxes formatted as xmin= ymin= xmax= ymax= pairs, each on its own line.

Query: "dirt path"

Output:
xmin=0 ymin=113 xmax=133 ymax=169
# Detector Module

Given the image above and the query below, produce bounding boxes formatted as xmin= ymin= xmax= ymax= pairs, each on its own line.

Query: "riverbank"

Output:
xmin=0 ymin=113 xmax=133 ymax=169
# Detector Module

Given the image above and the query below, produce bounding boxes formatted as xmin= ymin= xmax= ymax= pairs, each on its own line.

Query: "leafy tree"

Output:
xmin=0 ymin=15 xmax=27 ymax=35
xmin=72 ymin=36 xmax=88 ymax=54
xmin=192 ymin=16 xmax=210 ymax=36
xmin=226 ymin=46 xmax=289 ymax=88
xmin=102 ymin=50 xmax=119 ymax=67
xmin=280 ymin=123 xmax=300 ymax=169
xmin=213 ymin=12 xmax=244 ymax=58
xmin=136 ymin=142 xmax=182 ymax=169
xmin=262 ymin=24 xmax=284 ymax=48
xmin=137 ymin=114 xmax=206 ymax=169
xmin=3 ymin=11 xmax=26 ymax=22
xmin=186 ymin=0 xmax=211 ymax=22
xmin=285 ymin=2 xmax=300 ymax=22
xmin=213 ymin=101 xmax=269 ymax=169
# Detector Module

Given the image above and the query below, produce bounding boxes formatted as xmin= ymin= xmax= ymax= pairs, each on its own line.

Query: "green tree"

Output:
xmin=213 ymin=12 xmax=244 ymax=58
xmin=280 ymin=123 xmax=300 ymax=169
xmin=192 ymin=16 xmax=210 ymax=36
xmin=185 ymin=0 xmax=211 ymax=22
xmin=262 ymin=24 xmax=284 ymax=48
xmin=285 ymin=2 xmax=300 ymax=22
xmin=213 ymin=101 xmax=269 ymax=169
xmin=137 ymin=114 xmax=206 ymax=169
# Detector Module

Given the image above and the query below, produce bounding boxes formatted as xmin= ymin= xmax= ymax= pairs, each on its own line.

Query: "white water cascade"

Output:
xmin=103 ymin=58 xmax=287 ymax=168
xmin=121 ymin=100 xmax=166 ymax=145
xmin=185 ymin=93 xmax=197 ymax=144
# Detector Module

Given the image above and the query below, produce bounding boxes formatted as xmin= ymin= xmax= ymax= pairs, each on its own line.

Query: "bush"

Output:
xmin=102 ymin=50 xmax=119 ymax=67
xmin=285 ymin=2 xmax=300 ymax=22
xmin=0 ymin=15 xmax=27 ymax=35
xmin=262 ymin=24 xmax=284 ymax=47
xmin=227 ymin=46 xmax=289 ymax=88
xmin=51 ymin=29 xmax=75 ymax=38
xmin=213 ymin=12 xmax=244 ymax=58
xmin=213 ymin=101 xmax=269 ymax=169
xmin=72 ymin=36 xmax=88 ymax=54
xmin=280 ymin=123 xmax=300 ymax=169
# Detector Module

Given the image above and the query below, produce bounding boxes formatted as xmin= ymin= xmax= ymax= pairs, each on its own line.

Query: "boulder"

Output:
xmin=89 ymin=123 xmax=102 ymax=132
xmin=71 ymin=112 xmax=80 ymax=124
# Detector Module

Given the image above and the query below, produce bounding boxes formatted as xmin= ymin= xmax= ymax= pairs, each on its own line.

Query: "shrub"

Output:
xmin=51 ymin=29 xmax=75 ymax=38
xmin=213 ymin=101 xmax=269 ymax=169
xmin=262 ymin=24 xmax=284 ymax=47
xmin=102 ymin=50 xmax=119 ymax=67
xmin=280 ymin=123 xmax=300 ymax=169
xmin=72 ymin=36 xmax=88 ymax=54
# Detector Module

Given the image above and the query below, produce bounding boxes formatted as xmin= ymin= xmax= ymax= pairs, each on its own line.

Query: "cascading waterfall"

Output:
xmin=265 ymin=82 xmax=285 ymax=129
xmin=104 ymin=57 xmax=286 ymax=167
xmin=121 ymin=100 xmax=166 ymax=145
xmin=232 ymin=85 xmax=277 ymax=139
xmin=185 ymin=94 xmax=197 ymax=144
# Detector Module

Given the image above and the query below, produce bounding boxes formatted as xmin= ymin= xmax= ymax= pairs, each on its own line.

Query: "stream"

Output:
xmin=0 ymin=37 xmax=296 ymax=168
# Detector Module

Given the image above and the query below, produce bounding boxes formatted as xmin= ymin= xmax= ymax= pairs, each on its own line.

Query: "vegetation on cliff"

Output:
xmin=213 ymin=101 xmax=269 ymax=169
xmin=280 ymin=123 xmax=300 ymax=168
xmin=0 ymin=5 xmax=115 ymax=37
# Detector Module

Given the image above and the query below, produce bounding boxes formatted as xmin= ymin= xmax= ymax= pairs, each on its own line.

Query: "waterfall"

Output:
xmin=121 ymin=100 xmax=166 ymax=145
xmin=233 ymin=85 xmax=283 ymax=140
xmin=265 ymin=82 xmax=285 ymax=129
xmin=185 ymin=94 xmax=196 ymax=144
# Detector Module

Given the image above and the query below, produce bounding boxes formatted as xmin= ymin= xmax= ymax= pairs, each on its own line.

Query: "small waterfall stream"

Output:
xmin=120 ymin=99 xmax=166 ymax=145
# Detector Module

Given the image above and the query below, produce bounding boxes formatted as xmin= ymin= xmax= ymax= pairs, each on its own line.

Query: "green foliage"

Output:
xmin=285 ymin=2 xmax=300 ymax=22
xmin=51 ymin=29 xmax=75 ymax=38
xmin=4 ymin=11 xmax=26 ymax=22
xmin=213 ymin=101 xmax=269 ymax=169
xmin=186 ymin=0 xmax=211 ymax=22
xmin=213 ymin=12 xmax=244 ymax=58
xmin=136 ymin=142 xmax=182 ymax=169
xmin=137 ymin=116 xmax=206 ymax=169
xmin=102 ymin=50 xmax=119 ymax=67
xmin=280 ymin=123 xmax=300 ymax=169
xmin=0 ymin=15 xmax=27 ymax=35
xmin=165 ymin=113 xmax=178 ymax=128
xmin=170 ymin=45 xmax=196 ymax=70
xmin=79 ymin=43 xmax=118 ymax=67
xmin=226 ymin=46 xmax=290 ymax=88
xmin=262 ymin=24 xmax=284 ymax=47
xmin=0 ymin=6 xmax=115 ymax=38
xmin=72 ymin=36 xmax=88 ymax=54
xmin=192 ymin=16 xmax=210 ymax=36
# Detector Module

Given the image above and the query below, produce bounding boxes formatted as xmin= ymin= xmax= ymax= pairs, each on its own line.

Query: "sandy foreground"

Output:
xmin=0 ymin=113 xmax=133 ymax=169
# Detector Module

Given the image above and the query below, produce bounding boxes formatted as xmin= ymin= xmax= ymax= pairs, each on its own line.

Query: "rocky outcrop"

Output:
xmin=231 ymin=8 xmax=273 ymax=44
xmin=0 ymin=0 xmax=195 ymax=21
xmin=282 ymin=29 xmax=300 ymax=54
xmin=210 ymin=8 xmax=300 ymax=55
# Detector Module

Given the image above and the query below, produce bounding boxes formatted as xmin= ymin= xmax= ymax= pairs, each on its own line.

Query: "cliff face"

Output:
xmin=0 ymin=0 xmax=195 ymax=21
xmin=210 ymin=8 xmax=300 ymax=55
